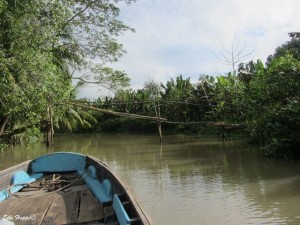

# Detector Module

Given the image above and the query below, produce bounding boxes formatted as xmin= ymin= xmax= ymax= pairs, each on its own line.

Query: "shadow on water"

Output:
xmin=1 ymin=133 xmax=300 ymax=224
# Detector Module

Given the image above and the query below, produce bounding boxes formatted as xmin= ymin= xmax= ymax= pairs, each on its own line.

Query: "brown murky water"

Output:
xmin=1 ymin=134 xmax=300 ymax=225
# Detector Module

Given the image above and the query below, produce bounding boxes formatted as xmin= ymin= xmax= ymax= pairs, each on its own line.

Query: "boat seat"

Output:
xmin=112 ymin=194 xmax=139 ymax=225
xmin=31 ymin=152 xmax=86 ymax=173
xmin=10 ymin=171 xmax=43 ymax=185
xmin=0 ymin=171 xmax=43 ymax=202
xmin=113 ymin=194 xmax=130 ymax=225
xmin=78 ymin=166 xmax=112 ymax=203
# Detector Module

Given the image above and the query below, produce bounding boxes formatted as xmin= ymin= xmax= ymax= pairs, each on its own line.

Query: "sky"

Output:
xmin=78 ymin=0 xmax=300 ymax=99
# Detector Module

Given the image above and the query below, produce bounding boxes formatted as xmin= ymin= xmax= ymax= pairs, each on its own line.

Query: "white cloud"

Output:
xmin=78 ymin=0 xmax=300 ymax=99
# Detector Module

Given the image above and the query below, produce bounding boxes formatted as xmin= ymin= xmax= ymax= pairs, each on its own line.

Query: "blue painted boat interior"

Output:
xmin=113 ymin=194 xmax=131 ymax=225
xmin=32 ymin=153 xmax=113 ymax=201
xmin=78 ymin=166 xmax=113 ymax=203
xmin=1 ymin=153 xmax=113 ymax=203
xmin=0 ymin=172 xmax=43 ymax=202
xmin=32 ymin=153 xmax=113 ymax=202
xmin=31 ymin=152 xmax=86 ymax=173
xmin=0 ymin=152 xmax=134 ymax=225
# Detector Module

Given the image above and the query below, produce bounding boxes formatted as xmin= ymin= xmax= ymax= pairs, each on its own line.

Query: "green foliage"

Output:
xmin=89 ymin=36 xmax=300 ymax=160
xmin=213 ymin=73 xmax=245 ymax=122
xmin=160 ymin=75 xmax=194 ymax=122
xmin=24 ymin=127 xmax=43 ymax=143
xmin=267 ymin=38 xmax=300 ymax=63
xmin=58 ymin=106 xmax=98 ymax=132
xmin=240 ymin=52 xmax=300 ymax=159
xmin=0 ymin=0 xmax=133 ymax=143
xmin=263 ymin=101 xmax=300 ymax=160
xmin=99 ymin=117 xmax=157 ymax=133
xmin=193 ymin=75 xmax=216 ymax=120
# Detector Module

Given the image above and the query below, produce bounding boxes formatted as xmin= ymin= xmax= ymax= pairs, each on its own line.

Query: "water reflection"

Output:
xmin=1 ymin=134 xmax=300 ymax=224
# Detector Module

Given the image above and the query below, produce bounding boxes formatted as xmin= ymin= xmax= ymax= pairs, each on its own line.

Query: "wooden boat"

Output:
xmin=0 ymin=152 xmax=154 ymax=225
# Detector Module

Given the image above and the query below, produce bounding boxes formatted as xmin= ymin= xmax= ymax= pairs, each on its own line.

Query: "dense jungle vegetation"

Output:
xmin=0 ymin=0 xmax=299 ymax=160
xmin=85 ymin=42 xmax=300 ymax=160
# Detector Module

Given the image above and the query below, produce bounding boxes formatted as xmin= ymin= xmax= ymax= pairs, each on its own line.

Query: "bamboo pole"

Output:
xmin=154 ymin=100 xmax=163 ymax=143
xmin=69 ymin=101 xmax=245 ymax=143
xmin=69 ymin=102 xmax=167 ymax=122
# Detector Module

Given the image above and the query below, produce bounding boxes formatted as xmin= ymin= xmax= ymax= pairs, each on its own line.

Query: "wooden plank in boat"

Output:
xmin=78 ymin=189 xmax=104 ymax=224
xmin=63 ymin=184 xmax=88 ymax=192
xmin=41 ymin=191 xmax=80 ymax=225
xmin=0 ymin=197 xmax=27 ymax=217
xmin=8 ymin=194 xmax=54 ymax=225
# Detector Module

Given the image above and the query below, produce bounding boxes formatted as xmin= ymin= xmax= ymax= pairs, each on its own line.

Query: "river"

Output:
xmin=1 ymin=134 xmax=300 ymax=225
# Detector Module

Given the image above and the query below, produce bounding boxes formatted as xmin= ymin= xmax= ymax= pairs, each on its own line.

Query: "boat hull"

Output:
xmin=0 ymin=152 xmax=154 ymax=225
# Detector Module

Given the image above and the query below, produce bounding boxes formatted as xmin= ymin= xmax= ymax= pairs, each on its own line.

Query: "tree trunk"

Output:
xmin=0 ymin=117 xmax=9 ymax=136
xmin=46 ymin=107 xmax=54 ymax=146
xmin=221 ymin=125 xmax=226 ymax=143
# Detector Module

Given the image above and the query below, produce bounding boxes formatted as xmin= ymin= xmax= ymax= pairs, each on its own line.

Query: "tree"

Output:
xmin=0 ymin=0 xmax=134 ymax=144
xmin=216 ymin=36 xmax=255 ymax=75
xmin=267 ymin=36 xmax=300 ymax=64
xmin=160 ymin=75 xmax=194 ymax=122
xmin=289 ymin=32 xmax=300 ymax=40
xmin=240 ymin=52 xmax=300 ymax=159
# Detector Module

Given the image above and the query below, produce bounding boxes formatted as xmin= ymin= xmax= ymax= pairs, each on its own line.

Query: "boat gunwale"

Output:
xmin=86 ymin=155 xmax=155 ymax=225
